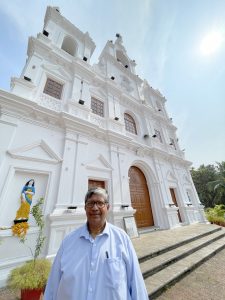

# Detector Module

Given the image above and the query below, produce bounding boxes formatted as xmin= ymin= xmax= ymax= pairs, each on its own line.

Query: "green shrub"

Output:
xmin=205 ymin=204 xmax=225 ymax=226
xmin=8 ymin=259 xmax=51 ymax=290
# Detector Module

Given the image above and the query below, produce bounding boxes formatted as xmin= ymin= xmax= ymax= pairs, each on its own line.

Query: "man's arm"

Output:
xmin=125 ymin=238 xmax=149 ymax=300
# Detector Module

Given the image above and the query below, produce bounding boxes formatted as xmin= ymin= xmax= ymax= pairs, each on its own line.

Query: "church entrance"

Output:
xmin=128 ymin=166 xmax=154 ymax=228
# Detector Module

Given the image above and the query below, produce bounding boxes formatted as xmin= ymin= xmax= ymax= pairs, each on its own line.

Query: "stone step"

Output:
xmin=145 ymin=234 xmax=225 ymax=299
xmin=138 ymin=226 xmax=161 ymax=235
xmin=138 ymin=226 xmax=221 ymax=263
xmin=140 ymin=229 xmax=225 ymax=278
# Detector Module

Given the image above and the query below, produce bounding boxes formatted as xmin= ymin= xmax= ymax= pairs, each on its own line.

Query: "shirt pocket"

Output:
xmin=105 ymin=257 xmax=125 ymax=289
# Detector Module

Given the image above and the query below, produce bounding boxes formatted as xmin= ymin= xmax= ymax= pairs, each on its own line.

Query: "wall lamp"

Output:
xmin=67 ymin=206 xmax=77 ymax=210
xmin=79 ymin=99 xmax=85 ymax=105
xmin=24 ymin=76 xmax=31 ymax=82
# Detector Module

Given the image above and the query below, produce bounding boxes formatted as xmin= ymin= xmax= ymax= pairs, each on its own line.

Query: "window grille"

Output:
xmin=91 ymin=98 xmax=104 ymax=117
xmin=43 ymin=78 xmax=63 ymax=99
xmin=124 ymin=113 xmax=137 ymax=134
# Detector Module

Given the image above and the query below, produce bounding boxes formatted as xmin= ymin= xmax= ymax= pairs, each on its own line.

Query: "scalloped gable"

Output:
xmin=84 ymin=154 xmax=113 ymax=171
xmin=7 ymin=140 xmax=62 ymax=164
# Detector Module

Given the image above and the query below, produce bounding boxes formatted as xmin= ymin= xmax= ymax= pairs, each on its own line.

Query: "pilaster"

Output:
xmin=54 ymin=131 xmax=88 ymax=213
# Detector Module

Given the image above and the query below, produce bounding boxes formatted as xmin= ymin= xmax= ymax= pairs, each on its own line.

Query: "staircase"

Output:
xmin=132 ymin=224 xmax=225 ymax=299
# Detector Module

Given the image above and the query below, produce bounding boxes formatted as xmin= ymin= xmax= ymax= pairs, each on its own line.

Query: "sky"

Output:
xmin=0 ymin=0 xmax=224 ymax=168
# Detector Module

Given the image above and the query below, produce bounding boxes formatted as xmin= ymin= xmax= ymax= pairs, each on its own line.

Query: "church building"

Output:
xmin=0 ymin=6 xmax=206 ymax=286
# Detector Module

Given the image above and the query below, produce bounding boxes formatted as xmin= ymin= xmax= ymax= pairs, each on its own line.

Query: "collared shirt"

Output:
xmin=44 ymin=222 xmax=148 ymax=300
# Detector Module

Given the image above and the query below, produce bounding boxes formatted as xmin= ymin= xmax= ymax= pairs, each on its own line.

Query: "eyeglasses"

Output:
xmin=85 ymin=201 xmax=108 ymax=208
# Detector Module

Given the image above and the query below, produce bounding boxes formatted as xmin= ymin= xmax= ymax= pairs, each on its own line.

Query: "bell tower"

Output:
xmin=10 ymin=6 xmax=96 ymax=111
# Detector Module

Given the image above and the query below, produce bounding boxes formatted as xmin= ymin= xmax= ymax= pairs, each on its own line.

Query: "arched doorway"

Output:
xmin=129 ymin=166 xmax=154 ymax=228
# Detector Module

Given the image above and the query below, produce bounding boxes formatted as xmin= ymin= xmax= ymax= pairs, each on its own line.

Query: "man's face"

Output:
xmin=85 ymin=194 xmax=109 ymax=227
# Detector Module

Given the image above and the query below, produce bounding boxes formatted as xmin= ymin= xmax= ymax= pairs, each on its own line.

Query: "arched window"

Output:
xmin=124 ymin=113 xmax=137 ymax=134
xmin=61 ymin=36 xmax=77 ymax=56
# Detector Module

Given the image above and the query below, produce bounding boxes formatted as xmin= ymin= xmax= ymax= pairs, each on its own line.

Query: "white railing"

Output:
xmin=89 ymin=114 xmax=106 ymax=129
xmin=38 ymin=93 xmax=62 ymax=112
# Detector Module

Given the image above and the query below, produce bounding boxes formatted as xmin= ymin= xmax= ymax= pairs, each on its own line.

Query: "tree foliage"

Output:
xmin=191 ymin=161 xmax=225 ymax=208
xmin=30 ymin=197 xmax=46 ymax=261
xmin=205 ymin=204 xmax=225 ymax=226
xmin=7 ymin=198 xmax=51 ymax=290
xmin=19 ymin=197 xmax=46 ymax=261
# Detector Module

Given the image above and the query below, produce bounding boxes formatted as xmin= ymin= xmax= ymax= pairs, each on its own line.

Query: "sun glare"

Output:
xmin=200 ymin=31 xmax=223 ymax=55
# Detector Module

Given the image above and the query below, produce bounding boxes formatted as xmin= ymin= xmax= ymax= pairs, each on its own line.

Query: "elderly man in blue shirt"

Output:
xmin=44 ymin=187 xmax=149 ymax=300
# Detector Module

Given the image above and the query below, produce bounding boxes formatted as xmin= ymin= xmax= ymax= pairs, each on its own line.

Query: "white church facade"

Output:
xmin=0 ymin=6 xmax=206 ymax=286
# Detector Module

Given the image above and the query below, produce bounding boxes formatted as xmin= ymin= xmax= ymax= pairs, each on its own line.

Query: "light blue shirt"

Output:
xmin=44 ymin=222 xmax=148 ymax=300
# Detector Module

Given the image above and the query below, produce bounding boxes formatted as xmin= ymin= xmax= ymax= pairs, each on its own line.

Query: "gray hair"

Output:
xmin=85 ymin=187 xmax=109 ymax=203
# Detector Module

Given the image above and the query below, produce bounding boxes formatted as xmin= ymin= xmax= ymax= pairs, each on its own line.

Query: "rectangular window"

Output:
xmin=43 ymin=78 xmax=63 ymax=100
xmin=91 ymin=97 xmax=104 ymax=117
xmin=186 ymin=191 xmax=192 ymax=202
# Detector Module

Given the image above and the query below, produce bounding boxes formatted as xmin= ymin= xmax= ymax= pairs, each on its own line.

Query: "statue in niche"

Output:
xmin=14 ymin=179 xmax=35 ymax=222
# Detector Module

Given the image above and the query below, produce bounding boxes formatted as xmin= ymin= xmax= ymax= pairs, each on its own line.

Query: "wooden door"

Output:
xmin=169 ymin=188 xmax=182 ymax=222
xmin=88 ymin=180 xmax=105 ymax=189
xmin=129 ymin=166 xmax=154 ymax=228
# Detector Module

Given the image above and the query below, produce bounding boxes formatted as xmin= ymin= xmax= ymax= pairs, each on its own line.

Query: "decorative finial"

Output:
xmin=115 ymin=33 xmax=123 ymax=44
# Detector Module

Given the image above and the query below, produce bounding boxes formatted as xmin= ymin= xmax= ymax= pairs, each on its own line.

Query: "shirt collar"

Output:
xmin=79 ymin=222 xmax=109 ymax=239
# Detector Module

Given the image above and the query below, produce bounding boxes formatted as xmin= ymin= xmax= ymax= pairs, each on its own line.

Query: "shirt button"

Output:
xmin=89 ymin=287 xmax=93 ymax=292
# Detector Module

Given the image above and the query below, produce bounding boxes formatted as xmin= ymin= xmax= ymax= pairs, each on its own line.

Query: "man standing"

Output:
xmin=44 ymin=187 xmax=149 ymax=300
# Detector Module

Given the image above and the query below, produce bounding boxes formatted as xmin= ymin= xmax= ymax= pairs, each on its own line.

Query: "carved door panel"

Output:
xmin=129 ymin=166 xmax=154 ymax=228
xmin=88 ymin=180 xmax=105 ymax=189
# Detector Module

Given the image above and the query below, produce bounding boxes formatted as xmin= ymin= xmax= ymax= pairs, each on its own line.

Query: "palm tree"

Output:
xmin=207 ymin=162 xmax=225 ymax=205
